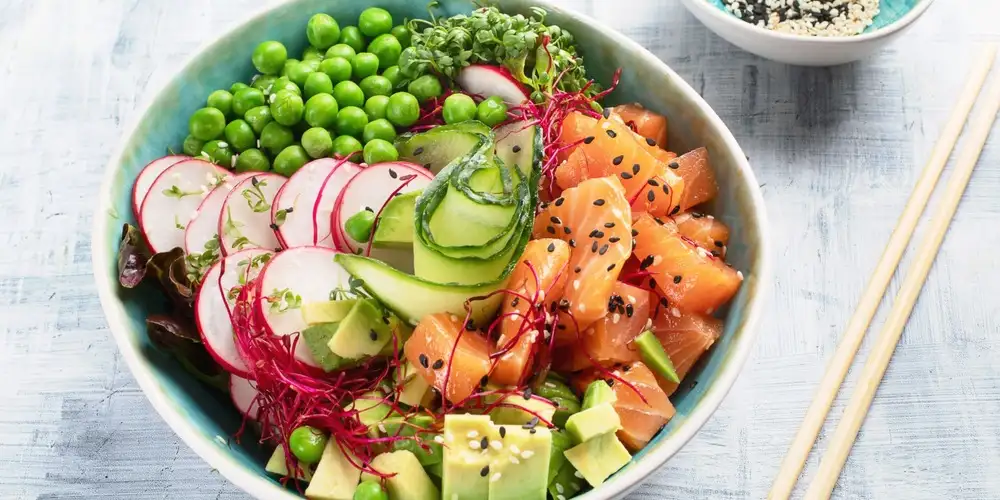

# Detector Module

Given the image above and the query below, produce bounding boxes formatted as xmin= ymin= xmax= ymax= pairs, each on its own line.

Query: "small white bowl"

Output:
xmin=679 ymin=0 xmax=936 ymax=66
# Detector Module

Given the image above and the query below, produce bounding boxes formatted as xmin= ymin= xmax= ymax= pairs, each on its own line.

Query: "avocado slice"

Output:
xmin=581 ymin=380 xmax=617 ymax=410
xmin=548 ymin=461 xmax=584 ymax=500
xmin=360 ymin=450 xmax=440 ymax=500
xmin=634 ymin=330 xmax=681 ymax=383
xmin=563 ymin=432 xmax=632 ymax=488
xmin=547 ymin=430 xmax=573 ymax=485
xmin=536 ymin=378 xmax=582 ymax=428
xmin=302 ymin=299 xmax=357 ymax=325
xmin=346 ymin=391 xmax=392 ymax=430
xmin=326 ymin=299 xmax=394 ymax=359
xmin=380 ymin=413 xmax=442 ymax=467
xmin=396 ymin=361 xmax=434 ymax=408
xmin=488 ymin=425 xmax=552 ymax=500
xmin=487 ymin=392 xmax=558 ymax=426
xmin=265 ymin=446 xmax=313 ymax=481
xmin=442 ymin=414 xmax=498 ymax=499
xmin=304 ymin=439 xmax=361 ymax=500
xmin=372 ymin=190 xmax=420 ymax=249
xmin=565 ymin=402 xmax=621 ymax=444
xmin=301 ymin=323 xmax=349 ymax=372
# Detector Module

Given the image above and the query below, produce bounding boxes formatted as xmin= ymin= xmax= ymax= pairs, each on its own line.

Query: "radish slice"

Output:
xmin=195 ymin=248 xmax=274 ymax=377
xmin=255 ymin=246 xmax=352 ymax=368
xmin=230 ymin=375 xmax=260 ymax=420
xmin=139 ymin=159 xmax=229 ymax=253
xmin=312 ymin=161 xmax=363 ymax=249
xmin=456 ymin=65 xmax=530 ymax=107
xmin=184 ymin=173 xmax=254 ymax=258
xmin=132 ymin=155 xmax=187 ymax=219
xmin=332 ymin=162 xmax=431 ymax=271
xmin=272 ymin=158 xmax=344 ymax=249
xmin=218 ymin=173 xmax=287 ymax=256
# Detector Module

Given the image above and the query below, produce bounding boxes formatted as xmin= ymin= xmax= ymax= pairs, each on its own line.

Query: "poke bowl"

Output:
xmin=92 ymin=0 xmax=770 ymax=499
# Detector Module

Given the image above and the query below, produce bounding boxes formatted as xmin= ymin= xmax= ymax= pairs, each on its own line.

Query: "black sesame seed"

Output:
xmin=593 ymin=199 xmax=605 ymax=206
xmin=413 ymin=147 xmax=424 ymax=156
xmin=647 ymin=179 xmax=659 ymax=187
xmin=692 ymin=212 xmax=704 ymax=219
xmin=589 ymin=229 xmax=600 ymax=238
xmin=602 ymin=108 xmax=612 ymax=119
xmin=632 ymin=164 xmax=641 ymax=174
xmin=668 ymin=161 xmax=679 ymax=169
xmin=621 ymin=172 xmax=633 ymax=179
xmin=674 ymin=275 xmax=682 ymax=284
xmin=607 ymin=263 xmax=616 ymax=271
xmin=269 ymin=223 xmax=279 ymax=230
xmin=285 ymin=207 xmax=294 ymax=213
xmin=563 ymin=226 xmax=572 ymax=235
xmin=612 ymin=155 xmax=624 ymax=166
xmin=608 ymin=236 xmax=621 ymax=243
xmin=632 ymin=228 xmax=639 ymax=237
xmin=465 ymin=319 xmax=476 ymax=330
xmin=530 ymin=428 xmax=537 ymax=434
xmin=389 ymin=168 xmax=398 ymax=179
xmin=714 ymin=240 xmax=724 ymax=247
xmin=480 ymin=465 xmax=490 ymax=477
xmin=512 ymin=145 xmax=522 ymax=153
xmin=569 ymin=239 xmax=576 ymax=248
xmin=550 ymin=216 xmax=561 ymax=225
xmin=369 ymin=329 xmax=378 ymax=341
xmin=583 ymin=136 xmax=595 ymax=144
xmin=606 ymin=129 xmax=617 ymax=138
xmin=639 ymin=255 xmax=654 ymax=270
xmin=604 ymin=222 xmax=615 ymax=228
xmin=481 ymin=437 xmax=489 ymax=449
xmin=511 ymin=297 xmax=520 ymax=307
xmin=480 ymin=375 xmax=489 ymax=386
xmin=598 ymin=244 xmax=609 ymax=255
xmin=418 ymin=354 xmax=429 ymax=368
xmin=646 ymin=137 xmax=657 ymax=146
xmin=659 ymin=297 xmax=669 ymax=307
xmin=670 ymin=205 xmax=681 ymax=215
xmin=649 ymin=278 xmax=658 ymax=289
xmin=424 ymin=163 xmax=433 ymax=170
xmin=547 ymin=242 xmax=556 ymax=253
xmin=625 ymin=304 xmax=634 ymax=317
xmin=499 ymin=426 xmax=506 ymax=438
xmin=546 ymin=226 xmax=556 ymax=234
xmin=574 ymin=266 xmax=582 ymax=273
xmin=555 ymin=197 xmax=565 ymax=206
xmin=662 ymin=184 xmax=671 ymax=194
xmin=591 ymin=241 xmax=599 ymax=253
xmin=432 ymin=359 xmax=444 ymax=370
xmin=523 ymin=387 xmax=533 ymax=400
xmin=623 ymin=363 xmax=632 ymax=372
xmin=648 ymin=190 xmax=656 ymax=202
xmin=558 ymin=299 xmax=570 ymax=311
xmin=654 ymin=217 xmax=665 ymax=225
xmin=712 ymin=250 xmax=721 ymax=257
xmin=606 ymin=378 xmax=615 ymax=387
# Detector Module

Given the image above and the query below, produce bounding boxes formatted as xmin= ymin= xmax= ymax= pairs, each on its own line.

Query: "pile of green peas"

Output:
xmin=182 ymin=7 xmax=439 ymax=177
xmin=287 ymin=424 xmax=387 ymax=500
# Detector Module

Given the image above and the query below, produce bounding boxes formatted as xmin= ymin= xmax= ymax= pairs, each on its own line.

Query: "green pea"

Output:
xmin=336 ymin=106 xmax=369 ymax=138
xmin=362 ymin=118 xmax=396 ymax=143
xmin=381 ymin=66 xmax=405 ymax=90
xmin=189 ymin=107 xmax=226 ymax=141
xmin=224 ymin=119 xmax=256 ymax=152
xmin=302 ymin=127 xmax=334 ymax=159
xmin=235 ymin=148 xmax=271 ymax=172
xmin=367 ymin=34 xmax=401 ymax=70
xmin=285 ymin=61 xmax=315 ymax=88
xmin=301 ymin=46 xmax=324 ymax=61
xmin=344 ymin=209 xmax=376 ymax=243
xmin=407 ymin=75 xmax=443 ymax=103
xmin=182 ymin=135 xmax=205 ymax=157
xmin=304 ymin=93 xmax=340 ymax=129
xmin=232 ymin=88 xmax=266 ymax=118
xmin=306 ymin=13 xmax=341 ymax=50
xmin=353 ymin=480 xmax=388 ymax=500
xmin=358 ymin=8 xmax=392 ymax=37
xmin=273 ymin=145 xmax=310 ymax=177
xmin=386 ymin=92 xmax=420 ymax=127
xmin=339 ymin=26 xmax=366 ymax=54
xmin=244 ymin=106 xmax=273 ymax=135
xmin=270 ymin=89 xmax=304 ymax=126
xmin=230 ymin=82 xmax=250 ymax=94
xmin=320 ymin=57 xmax=353 ymax=84
xmin=288 ymin=425 xmax=328 ymax=465
xmin=390 ymin=25 xmax=411 ymax=48
xmin=351 ymin=53 xmax=380 ymax=80
xmin=280 ymin=58 xmax=301 ymax=78
xmin=252 ymin=41 xmax=288 ymax=75
xmin=442 ymin=93 xmax=477 ymax=125
xmin=364 ymin=95 xmax=390 ymax=120
xmin=363 ymin=138 xmax=398 ymax=165
xmin=331 ymin=135 xmax=363 ymax=160
xmin=251 ymin=75 xmax=277 ymax=92
xmin=477 ymin=96 xmax=509 ymax=127
xmin=303 ymin=72 xmax=334 ymax=99
xmin=207 ymin=90 xmax=234 ymax=117
xmin=333 ymin=81 xmax=365 ymax=109
xmin=259 ymin=122 xmax=294 ymax=155
xmin=201 ymin=139 xmax=234 ymax=167
xmin=325 ymin=43 xmax=357 ymax=60
xmin=271 ymin=76 xmax=301 ymax=96
xmin=359 ymin=75 xmax=392 ymax=99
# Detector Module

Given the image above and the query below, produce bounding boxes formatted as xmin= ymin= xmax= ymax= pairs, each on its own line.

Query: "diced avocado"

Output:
xmin=488 ymin=425 xmax=551 ymax=500
xmin=360 ymin=450 xmax=440 ymax=500
xmin=581 ymin=380 xmax=616 ymax=410
xmin=327 ymin=299 xmax=393 ymax=359
xmin=302 ymin=299 xmax=358 ymax=325
xmin=265 ymin=445 xmax=313 ymax=481
xmin=396 ymin=361 xmax=434 ymax=408
xmin=563 ymin=432 xmax=632 ymax=488
xmin=302 ymin=323 xmax=349 ymax=372
xmin=565 ymin=402 xmax=621 ymax=444
xmin=488 ymin=394 xmax=557 ymax=426
xmin=442 ymin=414 xmax=498 ymax=500
xmin=304 ymin=439 xmax=361 ymax=500
xmin=379 ymin=317 xmax=413 ymax=356
xmin=547 ymin=430 xmax=573 ymax=485
xmin=373 ymin=190 xmax=420 ymax=249
xmin=634 ymin=330 xmax=680 ymax=383
xmin=381 ymin=413 xmax=442 ymax=466
xmin=535 ymin=378 xmax=581 ymax=428
xmin=548 ymin=461 xmax=584 ymax=500
xmin=346 ymin=391 xmax=392 ymax=430
xmin=427 ymin=460 xmax=443 ymax=478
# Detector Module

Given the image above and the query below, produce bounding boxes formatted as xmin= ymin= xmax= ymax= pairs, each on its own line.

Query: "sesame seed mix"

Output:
xmin=721 ymin=0 xmax=880 ymax=37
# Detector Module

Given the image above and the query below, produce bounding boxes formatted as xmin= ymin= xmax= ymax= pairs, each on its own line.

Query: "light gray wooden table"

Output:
xmin=2 ymin=0 xmax=999 ymax=498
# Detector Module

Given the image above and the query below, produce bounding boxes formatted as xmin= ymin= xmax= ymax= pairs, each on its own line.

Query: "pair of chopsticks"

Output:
xmin=769 ymin=44 xmax=1000 ymax=500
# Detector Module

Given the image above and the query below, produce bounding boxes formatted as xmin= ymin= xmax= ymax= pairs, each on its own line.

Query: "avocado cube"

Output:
xmin=327 ymin=299 xmax=393 ymax=359
xmin=565 ymin=402 xmax=621 ymax=444
xmin=548 ymin=461 xmax=584 ymax=500
xmin=581 ymin=380 xmax=616 ymax=410
xmin=547 ymin=430 xmax=573 ymax=484
xmin=346 ymin=391 xmax=392 ymax=430
xmin=304 ymin=439 xmax=361 ymax=500
xmin=302 ymin=299 xmax=358 ymax=325
xmin=399 ymin=367 xmax=434 ymax=408
xmin=373 ymin=190 xmax=419 ymax=249
xmin=442 ymin=414 xmax=499 ymax=500
xmin=301 ymin=323 xmax=349 ymax=372
xmin=563 ymin=432 xmax=632 ymax=488
xmin=380 ymin=414 xmax=442 ymax=466
xmin=265 ymin=446 xmax=313 ymax=481
xmin=488 ymin=425 xmax=551 ymax=500
xmin=360 ymin=450 xmax=440 ymax=500
xmin=488 ymin=394 xmax=557 ymax=426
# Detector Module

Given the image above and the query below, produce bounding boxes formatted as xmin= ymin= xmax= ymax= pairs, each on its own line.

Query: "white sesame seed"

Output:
xmin=450 ymin=314 xmax=459 ymax=322
xmin=556 ymin=484 xmax=565 ymax=494
xmin=216 ymin=141 xmax=228 ymax=149
xmin=469 ymin=440 xmax=480 ymax=450
xmin=544 ymin=382 xmax=557 ymax=388
xmin=577 ymin=304 xmax=586 ymax=312
xmin=574 ymin=470 xmax=584 ymax=478
xmin=671 ymin=307 xmax=681 ymax=318
xmin=612 ymin=313 xmax=621 ymax=324
xmin=230 ymin=154 xmax=238 ymax=168
xmin=491 ymin=440 xmax=503 ymax=450
xmin=557 ymin=495 xmax=566 ymax=500
xmin=509 ymin=444 xmax=521 ymax=454
xmin=377 ymin=423 xmax=387 ymax=433
xmin=627 ymin=295 xmax=636 ymax=304
xmin=645 ymin=318 xmax=653 ymax=329
xmin=467 ymin=430 xmax=479 ymax=438
xmin=653 ymin=255 xmax=663 ymax=266
xmin=520 ymin=450 xmax=535 ymax=459
xmin=490 ymin=473 xmax=502 ymax=483
xmin=509 ymin=456 xmax=520 ymax=464
xmin=434 ymin=435 xmax=445 ymax=444
xmin=737 ymin=270 xmax=745 ymax=280
xmin=256 ymin=139 xmax=261 ymax=148
xmin=572 ymin=280 xmax=580 ymax=290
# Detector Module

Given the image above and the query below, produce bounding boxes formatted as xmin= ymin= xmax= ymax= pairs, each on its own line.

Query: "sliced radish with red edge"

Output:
xmin=218 ymin=173 xmax=287 ymax=256
xmin=456 ymin=65 xmax=530 ymax=107
xmin=311 ymin=161 xmax=363 ymax=249
xmin=132 ymin=155 xmax=187 ymax=219
xmin=184 ymin=173 xmax=254 ymax=257
xmin=272 ymin=158 xmax=345 ymax=249
xmin=139 ymin=159 xmax=229 ymax=253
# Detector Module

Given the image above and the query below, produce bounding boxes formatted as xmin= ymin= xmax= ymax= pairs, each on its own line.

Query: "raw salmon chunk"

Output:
xmin=554 ymin=116 xmax=662 ymax=201
xmin=579 ymin=281 xmax=650 ymax=366
xmin=670 ymin=147 xmax=718 ymax=211
xmin=405 ymin=313 xmax=492 ymax=404
xmin=610 ymin=103 xmax=668 ymax=150
xmin=573 ymin=361 xmax=675 ymax=451
xmin=673 ymin=211 xmax=730 ymax=258
xmin=651 ymin=309 xmax=722 ymax=395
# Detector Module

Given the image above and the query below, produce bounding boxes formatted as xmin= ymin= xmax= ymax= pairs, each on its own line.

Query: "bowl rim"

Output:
xmin=682 ymin=0 xmax=936 ymax=44
xmin=91 ymin=1 xmax=772 ymax=499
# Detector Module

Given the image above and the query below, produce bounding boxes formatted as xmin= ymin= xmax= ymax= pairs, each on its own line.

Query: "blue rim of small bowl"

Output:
xmin=91 ymin=0 xmax=772 ymax=498
xmin=686 ymin=0 xmax=936 ymax=44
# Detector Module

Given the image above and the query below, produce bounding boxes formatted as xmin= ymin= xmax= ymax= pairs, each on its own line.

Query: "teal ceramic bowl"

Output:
xmin=681 ymin=0 xmax=935 ymax=66
xmin=92 ymin=0 xmax=770 ymax=498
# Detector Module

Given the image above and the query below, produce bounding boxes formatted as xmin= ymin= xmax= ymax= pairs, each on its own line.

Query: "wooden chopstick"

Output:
xmin=803 ymin=58 xmax=1000 ymax=500
xmin=768 ymin=44 xmax=999 ymax=500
